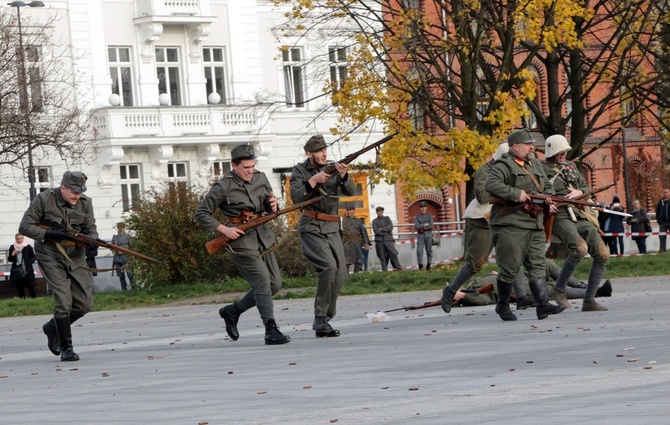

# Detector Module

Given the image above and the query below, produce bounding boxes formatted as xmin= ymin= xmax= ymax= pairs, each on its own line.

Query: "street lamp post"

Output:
xmin=8 ymin=1 xmax=45 ymax=201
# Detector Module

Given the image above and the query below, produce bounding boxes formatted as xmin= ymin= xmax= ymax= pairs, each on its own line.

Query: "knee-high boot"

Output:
xmin=55 ymin=317 xmax=79 ymax=362
xmin=441 ymin=264 xmax=475 ymax=313
xmin=42 ymin=318 xmax=60 ymax=356
xmin=528 ymin=278 xmax=566 ymax=320
xmin=495 ymin=278 xmax=517 ymax=321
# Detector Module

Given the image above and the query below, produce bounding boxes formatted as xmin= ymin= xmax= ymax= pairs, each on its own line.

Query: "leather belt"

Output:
xmin=59 ymin=240 xmax=83 ymax=248
xmin=303 ymin=210 xmax=340 ymax=222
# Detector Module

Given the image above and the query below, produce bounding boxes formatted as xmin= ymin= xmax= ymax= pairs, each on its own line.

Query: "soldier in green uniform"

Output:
xmin=19 ymin=171 xmax=98 ymax=362
xmin=290 ymin=134 xmax=355 ymax=338
xmin=484 ymin=129 xmax=565 ymax=321
xmin=541 ymin=134 xmax=609 ymax=312
xmin=195 ymin=143 xmax=290 ymax=345
xmin=342 ymin=206 xmax=371 ymax=273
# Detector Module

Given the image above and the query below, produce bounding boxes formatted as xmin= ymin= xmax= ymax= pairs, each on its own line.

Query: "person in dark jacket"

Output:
xmin=656 ymin=188 xmax=670 ymax=252
xmin=627 ymin=199 xmax=650 ymax=254
xmin=605 ymin=196 xmax=625 ymax=255
xmin=8 ymin=233 xmax=37 ymax=298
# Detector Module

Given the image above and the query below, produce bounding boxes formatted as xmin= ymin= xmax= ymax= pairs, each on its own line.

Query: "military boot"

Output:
xmin=418 ymin=264 xmax=424 ymax=270
xmin=264 ymin=320 xmax=291 ymax=345
xmin=596 ymin=280 xmax=613 ymax=297
xmin=219 ymin=303 xmax=242 ymax=341
xmin=313 ymin=316 xmax=340 ymax=337
xmin=55 ymin=317 xmax=79 ymax=362
xmin=515 ymin=295 xmax=536 ymax=310
xmin=582 ymin=299 xmax=608 ymax=311
xmin=495 ymin=279 xmax=517 ymax=321
xmin=551 ymin=288 xmax=571 ymax=309
xmin=440 ymin=285 xmax=457 ymax=314
xmin=42 ymin=318 xmax=60 ymax=356
xmin=426 ymin=264 xmax=431 ymax=271
xmin=529 ymin=279 xmax=566 ymax=320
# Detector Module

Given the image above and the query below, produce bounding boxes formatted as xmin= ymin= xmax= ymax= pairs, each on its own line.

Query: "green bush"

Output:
xmin=124 ymin=182 xmax=238 ymax=288
xmin=267 ymin=215 xmax=316 ymax=278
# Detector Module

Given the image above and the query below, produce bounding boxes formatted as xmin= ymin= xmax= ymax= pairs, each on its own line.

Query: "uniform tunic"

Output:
xmin=195 ymin=169 xmax=281 ymax=322
xmin=414 ymin=212 xmax=434 ymax=265
xmin=342 ymin=216 xmax=370 ymax=272
xmin=541 ymin=159 xmax=608 ymax=265
xmin=372 ymin=215 xmax=402 ymax=271
xmin=19 ymin=188 xmax=98 ymax=319
xmin=290 ymin=159 xmax=355 ymax=320
xmin=485 ymin=152 xmax=553 ymax=282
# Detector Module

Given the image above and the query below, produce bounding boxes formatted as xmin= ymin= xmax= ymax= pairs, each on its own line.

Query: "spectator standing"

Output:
xmin=656 ymin=188 xmax=670 ymax=252
xmin=342 ymin=206 xmax=371 ymax=273
xmin=607 ymin=196 xmax=625 ymax=255
xmin=627 ymin=199 xmax=650 ymax=254
xmin=372 ymin=206 xmax=402 ymax=271
xmin=414 ymin=201 xmax=434 ymax=270
xmin=8 ymin=233 xmax=37 ymax=298
xmin=360 ymin=218 xmax=370 ymax=271
xmin=112 ymin=223 xmax=134 ymax=290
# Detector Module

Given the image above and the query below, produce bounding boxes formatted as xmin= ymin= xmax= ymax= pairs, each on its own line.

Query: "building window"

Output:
xmin=621 ymin=87 xmax=636 ymax=126
xmin=155 ymin=47 xmax=182 ymax=106
xmin=37 ymin=166 xmax=51 ymax=192
xmin=329 ymin=46 xmax=347 ymax=100
xmin=167 ymin=162 xmax=188 ymax=180
xmin=108 ymin=46 xmax=134 ymax=106
xmin=203 ymin=47 xmax=227 ymax=104
xmin=17 ymin=45 xmax=43 ymax=113
xmin=339 ymin=173 xmax=370 ymax=223
xmin=212 ymin=160 xmax=231 ymax=178
xmin=408 ymin=102 xmax=425 ymax=130
xmin=282 ymin=47 xmax=305 ymax=107
xmin=402 ymin=0 xmax=421 ymax=9
xmin=120 ymin=164 xmax=142 ymax=212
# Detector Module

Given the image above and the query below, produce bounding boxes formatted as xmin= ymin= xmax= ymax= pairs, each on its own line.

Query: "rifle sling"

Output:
xmin=53 ymin=242 xmax=129 ymax=274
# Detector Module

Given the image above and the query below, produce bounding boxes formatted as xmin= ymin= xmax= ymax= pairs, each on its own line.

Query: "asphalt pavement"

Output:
xmin=2 ymin=275 xmax=670 ymax=425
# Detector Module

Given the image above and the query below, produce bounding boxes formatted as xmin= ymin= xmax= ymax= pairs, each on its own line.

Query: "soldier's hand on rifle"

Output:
xmin=566 ymin=189 xmax=584 ymax=199
xmin=334 ymin=162 xmax=348 ymax=179
xmin=45 ymin=229 xmax=74 ymax=242
xmin=267 ymin=193 xmax=278 ymax=213
xmin=518 ymin=190 xmax=531 ymax=203
xmin=216 ymin=224 xmax=245 ymax=240
xmin=309 ymin=171 xmax=332 ymax=187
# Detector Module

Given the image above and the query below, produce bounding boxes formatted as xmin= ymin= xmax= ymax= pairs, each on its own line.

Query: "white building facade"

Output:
xmin=0 ymin=0 xmax=401 ymax=255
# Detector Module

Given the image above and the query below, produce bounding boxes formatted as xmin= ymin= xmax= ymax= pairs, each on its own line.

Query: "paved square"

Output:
xmin=1 ymin=276 xmax=669 ymax=424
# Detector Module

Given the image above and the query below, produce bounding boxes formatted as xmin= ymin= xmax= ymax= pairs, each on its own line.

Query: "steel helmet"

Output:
xmin=544 ymin=135 xmax=571 ymax=158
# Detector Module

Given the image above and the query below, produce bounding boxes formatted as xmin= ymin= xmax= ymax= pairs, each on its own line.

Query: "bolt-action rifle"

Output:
xmin=39 ymin=223 xmax=165 ymax=266
xmin=205 ymin=195 xmax=330 ymax=255
xmin=320 ymin=132 xmax=397 ymax=176
xmin=384 ymin=283 xmax=495 ymax=313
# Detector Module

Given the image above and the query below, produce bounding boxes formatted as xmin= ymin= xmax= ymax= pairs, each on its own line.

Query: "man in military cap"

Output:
xmin=440 ymin=142 xmax=535 ymax=313
xmin=372 ymin=206 xmax=402 ymax=271
xmin=342 ymin=206 xmax=371 ymax=273
xmin=19 ymin=171 xmax=98 ymax=361
xmin=484 ymin=129 xmax=565 ymax=321
xmin=414 ymin=200 xmax=434 ymax=270
xmin=290 ymin=134 xmax=355 ymax=338
xmin=196 ymin=143 xmax=290 ymax=345
xmin=541 ymin=134 xmax=609 ymax=312
xmin=112 ymin=222 xmax=134 ymax=290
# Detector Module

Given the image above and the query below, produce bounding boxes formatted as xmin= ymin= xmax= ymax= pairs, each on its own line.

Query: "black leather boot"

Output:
xmin=219 ymin=303 xmax=242 ymax=341
xmin=264 ymin=320 xmax=291 ymax=345
xmin=313 ymin=316 xmax=340 ymax=337
xmin=42 ymin=318 xmax=60 ymax=356
xmin=418 ymin=264 xmax=424 ymax=270
xmin=55 ymin=317 xmax=79 ymax=362
xmin=528 ymin=279 xmax=565 ymax=320
xmin=495 ymin=279 xmax=517 ymax=321
xmin=426 ymin=264 xmax=431 ymax=270
xmin=440 ymin=286 xmax=456 ymax=313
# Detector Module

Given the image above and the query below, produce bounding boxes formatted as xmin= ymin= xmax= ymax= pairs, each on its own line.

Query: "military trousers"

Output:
xmin=300 ymin=231 xmax=347 ymax=320
xmin=416 ymin=233 xmax=433 ymax=265
xmin=462 ymin=218 xmax=493 ymax=273
xmin=229 ymin=247 xmax=282 ymax=324
xmin=552 ymin=217 xmax=609 ymax=265
xmin=491 ymin=225 xmax=546 ymax=283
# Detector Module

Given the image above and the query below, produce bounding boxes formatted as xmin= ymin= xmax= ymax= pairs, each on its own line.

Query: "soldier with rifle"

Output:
xmin=541 ymin=134 xmax=610 ymax=312
xmin=290 ymin=134 xmax=356 ymax=338
xmin=19 ymin=171 xmax=98 ymax=362
xmin=484 ymin=129 xmax=566 ymax=321
xmin=440 ymin=142 xmax=535 ymax=314
xmin=195 ymin=143 xmax=291 ymax=345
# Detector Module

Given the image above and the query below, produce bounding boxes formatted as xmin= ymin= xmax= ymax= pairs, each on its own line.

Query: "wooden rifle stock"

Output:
xmin=38 ymin=224 xmax=165 ymax=266
xmin=384 ymin=283 xmax=495 ymax=313
xmin=205 ymin=195 xmax=329 ymax=255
